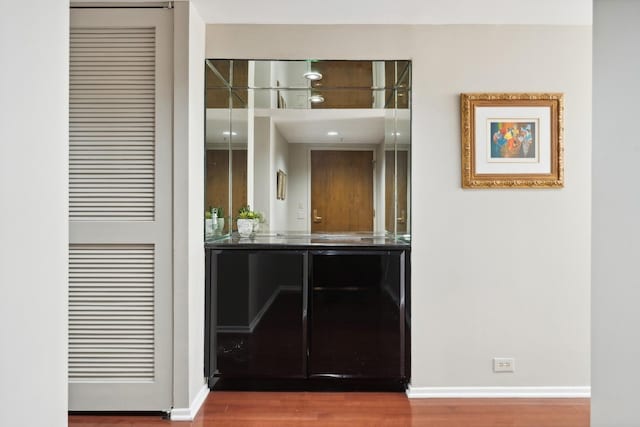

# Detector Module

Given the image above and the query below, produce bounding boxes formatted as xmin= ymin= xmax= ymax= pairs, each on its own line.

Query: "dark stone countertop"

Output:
xmin=204 ymin=233 xmax=411 ymax=250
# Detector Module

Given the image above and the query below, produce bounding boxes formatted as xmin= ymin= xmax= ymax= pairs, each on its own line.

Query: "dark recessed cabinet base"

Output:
xmin=205 ymin=238 xmax=411 ymax=391
xmin=210 ymin=377 xmax=407 ymax=392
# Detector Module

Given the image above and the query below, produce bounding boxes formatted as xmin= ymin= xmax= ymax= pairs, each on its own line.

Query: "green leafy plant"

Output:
xmin=205 ymin=209 xmax=212 ymax=219
xmin=216 ymin=206 xmax=224 ymax=218
xmin=237 ymin=205 xmax=263 ymax=221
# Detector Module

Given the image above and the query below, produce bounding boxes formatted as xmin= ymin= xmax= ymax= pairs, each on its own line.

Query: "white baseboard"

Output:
xmin=170 ymin=384 xmax=210 ymax=421
xmin=406 ymin=386 xmax=591 ymax=399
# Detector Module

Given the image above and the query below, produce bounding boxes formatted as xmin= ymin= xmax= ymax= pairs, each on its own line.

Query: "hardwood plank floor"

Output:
xmin=68 ymin=392 xmax=590 ymax=427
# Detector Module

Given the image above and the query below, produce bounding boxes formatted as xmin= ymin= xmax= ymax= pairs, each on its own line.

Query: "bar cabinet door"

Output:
xmin=309 ymin=250 xmax=406 ymax=380
xmin=213 ymin=250 xmax=307 ymax=379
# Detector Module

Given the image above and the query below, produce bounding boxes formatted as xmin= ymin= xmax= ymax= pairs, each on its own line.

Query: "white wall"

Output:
xmin=172 ymin=1 xmax=207 ymax=413
xmin=412 ymin=25 xmax=590 ymax=391
xmin=251 ymin=117 xmax=290 ymax=231
xmin=0 ymin=1 xmax=69 ymax=425
xmin=253 ymin=117 xmax=271 ymax=223
xmin=187 ymin=2 xmax=207 ymax=409
xmin=253 ymin=61 xmax=272 ymax=108
xmin=592 ymin=1 xmax=640 ymax=424
xmin=287 ymin=144 xmax=310 ymax=232
xmin=270 ymin=124 xmax=289 ymax=231
xmin=271 ymin=61 xmax=309 ymax=109
xmin=206 ymin=24 xmax=591 ymax=392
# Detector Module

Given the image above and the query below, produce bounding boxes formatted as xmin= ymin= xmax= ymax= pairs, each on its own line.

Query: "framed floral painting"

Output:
xmin=460 ymin=93 xmax=564 ymax=188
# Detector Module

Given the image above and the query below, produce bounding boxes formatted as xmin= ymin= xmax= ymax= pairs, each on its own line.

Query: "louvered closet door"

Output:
xmin=69 ymin=9 xmax=172 ymax=411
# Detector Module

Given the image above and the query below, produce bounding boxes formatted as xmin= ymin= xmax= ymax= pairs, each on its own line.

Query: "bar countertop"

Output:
xmin=204 ymin=233 xmax=411 ymax=250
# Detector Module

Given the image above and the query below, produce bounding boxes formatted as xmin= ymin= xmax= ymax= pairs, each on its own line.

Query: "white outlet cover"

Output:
xmin=493 ymin=357 xmax=515 ymax=373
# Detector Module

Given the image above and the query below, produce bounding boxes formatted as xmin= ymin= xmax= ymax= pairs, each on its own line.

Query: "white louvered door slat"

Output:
xmin=69 ymin=9 xmax=172 ymax=411
xmin=69 ymin=244 xmax=154 ymax=382
xmin=69 ymin=22 xmax=156 ymax=223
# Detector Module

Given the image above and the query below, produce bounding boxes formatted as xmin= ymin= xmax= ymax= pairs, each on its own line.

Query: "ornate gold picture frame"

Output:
xmin=460 ymin=93 xmax=564 ymax=188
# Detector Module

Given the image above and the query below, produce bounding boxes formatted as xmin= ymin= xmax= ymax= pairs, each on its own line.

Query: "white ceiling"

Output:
xmin=206 ymin=108 xmax=411 ymax=146
xmin=191 ymin=0 xmax=592 ymax=25
xmin=269 ymin=109 xmax=386 ymax=145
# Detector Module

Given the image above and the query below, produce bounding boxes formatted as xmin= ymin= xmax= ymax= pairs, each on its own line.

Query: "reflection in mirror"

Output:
xmin=205 ymin=60 xmax=411 ymax=238
xmin=385 ymin=108 xmax=411 ymax=235
xmin=204 ymin=84 xmax=231 ymax=236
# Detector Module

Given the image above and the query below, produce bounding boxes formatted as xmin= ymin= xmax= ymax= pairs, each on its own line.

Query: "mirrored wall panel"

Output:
xmin=205 ymin=60 xmax=411 ymax=238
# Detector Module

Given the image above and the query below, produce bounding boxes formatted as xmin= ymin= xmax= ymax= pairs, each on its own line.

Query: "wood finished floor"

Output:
xmin=68 ymin=392 xmax=590 ymax=427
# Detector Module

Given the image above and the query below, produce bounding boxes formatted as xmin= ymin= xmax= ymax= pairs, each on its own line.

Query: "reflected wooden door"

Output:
xmin=206 ymin=149 xmax=247 ymax=232
xmin=311 ymin=61 xmax=373 ymax=109
xmin=311 ymin=150 xmax=373 ymax=233
xmin=385 ymin=150 xmax=408 ymax=234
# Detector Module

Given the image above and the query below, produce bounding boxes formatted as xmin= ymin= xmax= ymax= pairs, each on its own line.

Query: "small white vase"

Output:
xmin=205 ymin=219 xmax=214 ymax=236
xmin=237 ymin=219 xmax=253 ymax=238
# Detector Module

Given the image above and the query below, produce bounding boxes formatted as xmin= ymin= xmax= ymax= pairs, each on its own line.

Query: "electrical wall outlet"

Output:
xmin=493 ymin=357 xmax=515 ymax=373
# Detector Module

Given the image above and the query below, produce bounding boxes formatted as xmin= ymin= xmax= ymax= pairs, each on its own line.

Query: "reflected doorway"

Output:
xmin=310 ymin=150 xmax=374 ymax=233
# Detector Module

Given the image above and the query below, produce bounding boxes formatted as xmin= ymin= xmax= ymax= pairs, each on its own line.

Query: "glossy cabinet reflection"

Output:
xmin=205 ymin=247 xmax=410 ymax=389
xmin=309 ymin=252 xmax=406 ymax=379
xmin=208 ymin=251 xmax=306 ymax=379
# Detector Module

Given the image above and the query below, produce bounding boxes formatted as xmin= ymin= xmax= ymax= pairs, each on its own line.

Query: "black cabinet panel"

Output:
xmin=309 ymin=252 xmax=404 ymax=379
xmin=205 ymin=246 xmax=410 ymax=388
xmin=213 ymin=251 xmax=306 ymax=378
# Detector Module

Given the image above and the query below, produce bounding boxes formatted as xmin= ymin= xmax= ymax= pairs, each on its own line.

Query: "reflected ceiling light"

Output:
xmin=327 ymin=131 xmax=339 ymax=136
xmin=391 ymin=132 xmax=401 ymax=136
xmin=303 ymin=71 xmax=323 ymax=81
xmin=223 ymin=131 xmax=238 ymax=136
xmin=309 ymin=94 xmax=325 ymax=103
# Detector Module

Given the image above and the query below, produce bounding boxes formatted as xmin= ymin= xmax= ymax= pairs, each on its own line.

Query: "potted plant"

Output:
xmin=216 ymin=206 xmax=225 ymax=232
xmin=205 ymin=208 xmax=214 ymax=236
xmin=236 ymin=205 xmax=263 ymax=238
